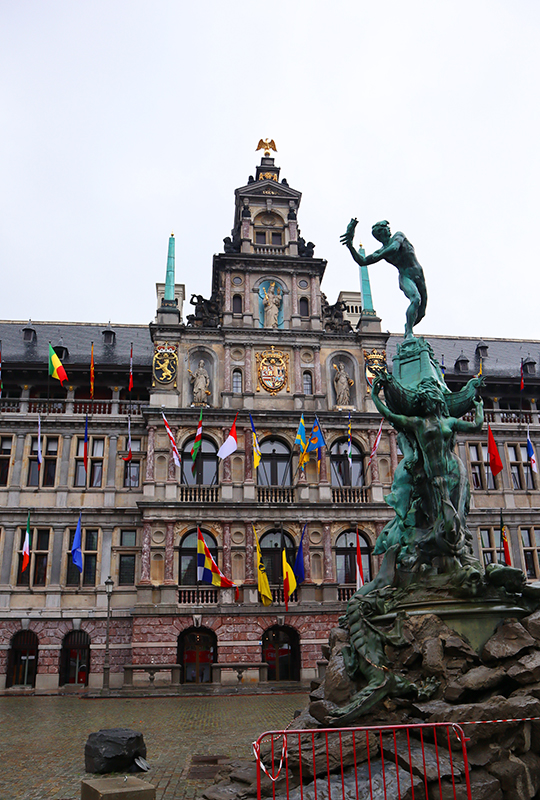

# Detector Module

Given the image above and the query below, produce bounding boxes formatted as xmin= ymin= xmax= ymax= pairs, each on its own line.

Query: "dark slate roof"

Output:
xmin=387 ymin=334 xmax=540 ymax=381
xmin=0 ymin=320 xmax=153 ymax=369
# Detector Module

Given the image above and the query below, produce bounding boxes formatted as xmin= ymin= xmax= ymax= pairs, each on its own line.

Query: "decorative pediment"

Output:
xmin=235 ymin=181 xmax=302 ymax=201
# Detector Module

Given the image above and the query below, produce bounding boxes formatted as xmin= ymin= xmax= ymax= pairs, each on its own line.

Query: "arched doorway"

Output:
xmin=177 ymin=626 xmax=217 ymax=683
xmin=262 ymin=626 xmax=300 ymax=681
xmin=6 ymin=630 xmax=39 ymax=688
xmin=60 ymin=630 xmax=90 ymax=686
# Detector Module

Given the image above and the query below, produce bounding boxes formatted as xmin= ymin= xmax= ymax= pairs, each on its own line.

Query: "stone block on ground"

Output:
xmin=81 ymin=776 xmax=155 ymax=800
xmin=84 ymin=729 xmax=147 ymax=774
xmin=444 ymin=665 xmax=505 ymax=703
xmin=507 ymin=650 xmax=540 ymax=684
xmin=482 ymin=620 xmax=535 ymax=662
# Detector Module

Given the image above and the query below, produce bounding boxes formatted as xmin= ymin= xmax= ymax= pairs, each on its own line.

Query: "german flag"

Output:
xmin=49 ymin=344 xmax=68 ymax=385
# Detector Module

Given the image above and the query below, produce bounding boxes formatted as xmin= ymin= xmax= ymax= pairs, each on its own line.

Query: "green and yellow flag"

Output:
xmin=253 ymin=525 xmax=272 ymax=606
xmin=48 ymin=344 xmax=68 ymax=385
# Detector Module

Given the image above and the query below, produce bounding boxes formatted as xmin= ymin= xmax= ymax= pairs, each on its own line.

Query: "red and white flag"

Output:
xmin=22 ymin=512 xmax=31 ymax=572
xmin=37 ymin=415 xmax=43 ymax=472
xmin=356 ymin=526 xmax=365 ymax=591
xmin=128 ymin=344 xmax=133 ymax=392
xmin=123 ymin=416 xmax=132 ymax=462
xmin=367 ymin=419 xmax=383 ymax=469
xmin=162 ymin=412 xmax=181 ymax=467
xmin=217 ymin=412 xmax=239 ymax=460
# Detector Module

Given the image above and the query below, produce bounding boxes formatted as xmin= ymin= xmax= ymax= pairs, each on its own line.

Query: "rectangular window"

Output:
xmin=271 ymin=232 xmax=282 ymax=246
xmin=28 ymin=436 xmax=59 ymax=488
xmin=255 ymin=232 xmax=266 ymax=244
xmin=119 ymin=554 xmax=136 ymax=585
xmin=75 ymin=437 xmax=105 ymax=488
xmin=123 ymin=461 xmax=140 ymax=488
xmin=121 ymin=530 xmax=137 ymax=547
xmin=66 ymin=528 xmax=99 ymax=586
xmin=521 ymin=528 xmax=540 ymax=580
xmin=478 ymin=528 xmax=499 ymax=568
xmin=17 ymin=527 xmax=50 ymax=587
xmin=0 ymin=436 xmax=12 ymax=486
xmin=481 ymin=445 xmax=496 ymax=490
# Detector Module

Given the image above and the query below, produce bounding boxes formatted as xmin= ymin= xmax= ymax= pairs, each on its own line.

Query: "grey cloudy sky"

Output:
xmin=1 ymin=0 xmax=539 ymax=340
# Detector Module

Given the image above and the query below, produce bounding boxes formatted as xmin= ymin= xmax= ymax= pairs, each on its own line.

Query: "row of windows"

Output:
xmin=479 ymin=526 xmax=540 ymax=579
xmin=468 ymin=442 xmax=536 ymax=490
xmin=231 ymin=294 xmax=310 ymax=317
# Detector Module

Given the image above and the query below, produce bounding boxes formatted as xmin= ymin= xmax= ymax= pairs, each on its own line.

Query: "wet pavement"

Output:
xmin=0 ymin=692 xmax=308 ymax=800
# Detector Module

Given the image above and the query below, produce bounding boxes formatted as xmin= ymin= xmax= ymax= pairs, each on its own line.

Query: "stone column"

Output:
xmin=245 ymin=346 xmax=253 ymax=393
xmin=314 ymin=347 xmax=322 ymax=395
xmin=10 ymin=434 xmax=26 ymax=488
xmin=58 ymin=434 xmax=72 ymax=487
xmin=224 ymin=344 xmax=231 ymax=393
xmin=368 ymin=430 xmax=380 ymax=483
xmin=0 ymin=526 xmax=15 ymax=585
xmin=244 ymin=274 xmax=251 ymax=313
xmin=291 ymin=277 xmax=298 ymax=315
xmin=99 ymin=527 xmax=113 ymax=584
xmin=310 ymin=276 xmax=321 ymax=329
xmin=322 ymin=523 xmax=333 ymax=582
xmin=245 ymin=522 xmax=255 ymax=583
xmin=319 ymin=445 xmax=329 ymax=483
xmin=223 ymin=522 xmax=232 ymax=576
xmin=164 ymin=521 xmax=175 ymax=584
xmin=244 ymin=427 xmax=253 ymax=483
xmin=222 ymin=427 xmax=232 ymax=483
xmin=302 ymin=526 xmax=311 ymax=582
xmin=224 ymin=269 xmax=231 ymax=313
xmin=389 ymin=429 xmax=398 ymax=474
xmin=145 ymin=426 xmax=155 ymax=482
xmin=167 ymin=427 xmax=177 ymax=480
xmin=49 ymin=526 xmax=65 ymax=585
xmin=140 ymin=522 xmax=151 ymax=584
xmin=106 ymin=435 xmax=118 ymax=487
xmin=293 ymin=346 xmax=302 ymax=394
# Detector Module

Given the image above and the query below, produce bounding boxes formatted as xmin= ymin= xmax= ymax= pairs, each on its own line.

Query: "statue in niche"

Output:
xmin=262 ymin=282 xmax=282 ymax=328
xmin=341 ymin=219 xmax=427 ymax=340
xmin=188 ymin=360 xmax=211 ymax=405
xmin=333 ymin=361 xmax=354 ymax=405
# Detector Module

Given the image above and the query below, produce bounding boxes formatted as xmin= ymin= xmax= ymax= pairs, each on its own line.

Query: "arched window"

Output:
xmin=232 ymin=369 xmax=243 ymax=394
xmin=258 ymin=439 xmax=292 ymax=486
xmin=181 ymin=437 xmax=218 ymax=486
xmin=303 ymin=371 xmax=313 ymax=395
xmin=260 ymin=530 xmax=295 ymax=586
xmin=330 ymin=440 xmax=365 ymax=487
xmin=335 ymin=530 xmax=371 ymax=584
xmin=177 ymin=626 xmax=217 ymax=683
xmin=262 ymin=625 xmax=300 ymax=681
xmin=6 ymin=629 xmax=39 ymax=688
xmin=60 ymin=630 xmax=90 ymax=686
xmin=299 ymin=297 xmax=309 ymax=317
xmin=232 ymin=294 xmax=243 ymax=314
xmin=179 ymin=530 xmax=217 ymax=586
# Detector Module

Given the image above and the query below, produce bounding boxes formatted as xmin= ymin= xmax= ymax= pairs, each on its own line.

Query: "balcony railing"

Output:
xmin=271 ymin=586 xmax=298 ymax=604
xmin=338 ymin=585 xmax=356 ymax=601
xmin=178 ymin=587 xmax=218 ymax=604
xmin=179 ymin=485 xmax=219 ymax=503
xmin=252 ymin=244 xmax=287 ymax=256
xmin=332 ymin=487 xmax=369 ymax=503
xmin=73 ymin=401 xmax=112 ymax=415
xmin=28 ymin=400 xmax=65 ymax=414
xmin=0 ymin=399 xmax=144 ymax=416
xmin=0 ymin=399 xmax=20 ymax=413
xmin=257 ymin=486 xmax=295 ymax=504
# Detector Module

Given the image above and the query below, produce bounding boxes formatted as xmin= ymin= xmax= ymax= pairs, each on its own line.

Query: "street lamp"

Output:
xmin=103 ymin=576 xmax=114 ymax=693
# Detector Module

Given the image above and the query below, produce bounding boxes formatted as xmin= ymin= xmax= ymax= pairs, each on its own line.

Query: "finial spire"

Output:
xmin=163 ymin=233 xmax=175 ymax=304
xmin=256 ymin=138 xmax=277 ymax=157
xmin=357 ymin=242 xmax=375 ymax=315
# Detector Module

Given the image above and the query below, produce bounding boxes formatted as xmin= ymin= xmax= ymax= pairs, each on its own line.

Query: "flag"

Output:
xmin=356 ymin=526 xmax=365 ymax=590
xmin=37 ymin=415 xmax=43 ymax=472
xmin=477 ymin=358 xmax=482 ymax=377
xmin=440 ymin=354 xmax=445 ymax=375
xmin=527 ymin=426 xmax=538 ymax=473
xmin=306 ymin=417 xmax=326 ymax=453
xmin=217 ymin=412 xmax=238 ymax=460
xmin=128 ymin=344 xmax=134 ymax=392
xmin=72 ymin=514 xmax=83 ymax=573
xmin=500 ymin=510 xmax=512 ymax=566
xmin=293 ymin=524 xmax=306 ymax=585
xmin=520 ymin=360 xmax=525 ymax=392
xmin=123 ymin=416 xmax=132 ymax=462
xmin=249 ymin=414 xmax=261 ymax=470
xmin=21 ymin=512 xmax=31 ymax=573
xmin=90 ymin=342 xmax=95 ymax=400
xmin=253 ymin=526 xmax=272 ymax=606
xmin=347 ymin=412 xmax=353 ymax=469
xmin=162 ymin=412 xmax=181 ymax=467
xmin=83 ymin=414 xmax=89 ymax=473
xmin=48 ymin=343 xmax=68 ymax=385
xmin=367 ymin=419 xmax=384 ymax=469
xmin=191 ymin=409 xmax=203 ymax=475
xmin=296 ymin=414 xmax=309 ymax=470
xmin=282 ymin=548 xmax=297 ymax=611
xmin=487 ymin=424 xmax=503 ymax=477
xmin=197 ymin=528 xmax=238 ymax=600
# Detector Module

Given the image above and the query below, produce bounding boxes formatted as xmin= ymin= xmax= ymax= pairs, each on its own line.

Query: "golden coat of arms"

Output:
xmin=152 ymin=342 xmax=178 ymax=387
xmin=256 ymin=346 xmax=290 ymax=395
xmin=363 ymin=349 xmax=387 ymax=391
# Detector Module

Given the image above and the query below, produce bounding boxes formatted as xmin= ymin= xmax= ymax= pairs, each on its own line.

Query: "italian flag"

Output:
xmin=191 ymin=409 xmax=203 ymax=475
xmin=49 ymin=344 xmax=68 ymax=385
xmin=22 ymin=512 xmax=31 ymax=572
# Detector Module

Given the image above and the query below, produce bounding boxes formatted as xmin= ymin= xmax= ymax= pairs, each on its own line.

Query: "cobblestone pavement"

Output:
xmin=0 ymin=692 xmax=308 ymax=800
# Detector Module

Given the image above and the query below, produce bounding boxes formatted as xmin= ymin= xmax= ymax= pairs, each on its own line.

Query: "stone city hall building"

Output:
xmin=0 ymin=149 xmax=538 ymax=692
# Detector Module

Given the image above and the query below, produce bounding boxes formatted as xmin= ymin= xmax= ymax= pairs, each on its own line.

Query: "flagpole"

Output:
xmin=47 ymin=340 xmax=51 ymax=417
xmin=499 ymin=508 xmax=504 ymax=565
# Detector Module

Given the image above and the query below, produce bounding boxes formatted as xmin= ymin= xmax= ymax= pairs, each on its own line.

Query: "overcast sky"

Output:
xmin=1 ymin=1 xmax=539 ymax=341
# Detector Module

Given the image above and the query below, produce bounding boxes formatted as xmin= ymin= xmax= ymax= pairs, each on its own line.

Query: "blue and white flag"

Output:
xmin=72 ymin=514 xmax=83 ymax=573
xmin=527 ymin=427 xmax=538 ymax=474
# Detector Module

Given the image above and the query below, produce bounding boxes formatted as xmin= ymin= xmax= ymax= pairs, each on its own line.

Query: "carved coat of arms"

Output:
xmin=152 ymin=343 xmax=178 ymax=387
xmin=363 ymin=349 xmax=387 ymax=391
xmin=256 ymin=346 xmax=290 ymax=395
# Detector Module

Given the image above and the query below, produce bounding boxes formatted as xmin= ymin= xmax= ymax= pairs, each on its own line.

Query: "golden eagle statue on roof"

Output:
xmin=256 ymin=139 xmax=277 ymax=156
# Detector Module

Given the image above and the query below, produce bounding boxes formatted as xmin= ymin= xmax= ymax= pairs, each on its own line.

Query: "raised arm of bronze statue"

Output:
xmin=341 ymin=218 xmax=428 ymax=339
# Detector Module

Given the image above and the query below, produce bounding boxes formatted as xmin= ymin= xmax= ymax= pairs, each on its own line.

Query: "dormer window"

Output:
xmin=253 ymin=212 xmax=284 ymax=249
xmin=523 ymin=355 xmax=536 ymax=375
xmin=22 ymin=321 xmax=36 ymax=343
xmin=54 ymin=345 xmax=69 ymax=361
xmin=455 ymin=351 xmax=469 ymax=373
xmin=476 ymin=341 xmax=488 ymax=359
xmin=102 ymin=324 xmax=116 ymax=346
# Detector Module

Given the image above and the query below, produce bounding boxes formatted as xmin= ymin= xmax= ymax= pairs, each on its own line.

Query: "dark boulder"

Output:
xmin=85 ymin=728 xmax=147 ymax=774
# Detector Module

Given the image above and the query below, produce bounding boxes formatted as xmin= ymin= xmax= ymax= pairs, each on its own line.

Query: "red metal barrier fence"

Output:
xmin=253 ymin=722 xmax=472 ymax=800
